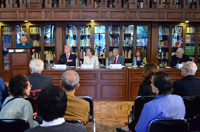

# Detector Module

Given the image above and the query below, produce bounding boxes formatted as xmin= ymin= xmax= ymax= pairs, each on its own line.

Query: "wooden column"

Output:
xmin=170 ymin=0 xmax=176 ymax=8
xmin=73 ymin=0 xmax=79 ymax=8
xmin=129 ymin=0 xmax=137 ymax=9
xmin=143 ymin=0 xmax=149 ymax=8
xmin=197 ymin=0 xmax=200 ymax=9
xmin=59 ymin=0 xmax=66 ymax=7
xmin=101 ymin=0 xmax=108 ymax=8
xmin=28 ymin=0 xmax=42 ymax=8
xmin=115 ymin=0 xmax=121 ymax=8
xmin=183 ymin=0 xmax=190 ymax=9
xmin=20 ymin=0 xmax=27 ymax=7
xmin=87 ymin=0 xmax=94 ymax=8
xmin=6 ymin=0 xmax=13 ymax=8
xmin=45 ymin=0 xmax=52 ymax=8
xmin=157 ymin=0 xmax=163 ymax=8
xmin=55 ymin=22 xmax=63 ymax=63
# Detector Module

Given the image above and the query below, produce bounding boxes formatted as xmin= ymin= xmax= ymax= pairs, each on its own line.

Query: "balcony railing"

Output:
xmin=1 ymin=0 xmax=200 ymax=9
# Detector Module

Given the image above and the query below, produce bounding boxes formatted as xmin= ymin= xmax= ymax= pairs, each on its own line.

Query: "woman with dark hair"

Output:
xmin=0 ymin=75 xmax=39 ymax=128
xmin=117 ymin=71 xmax=185 ymax=132
xmin=138 ymin=63 xmax=159 ymax=96
xmin=83 ymin=46 xmax=99 ymax=67
xmin=132 ymin=48 xmax=147 ymax=66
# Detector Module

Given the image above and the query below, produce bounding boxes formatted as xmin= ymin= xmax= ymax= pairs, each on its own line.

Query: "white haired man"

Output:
xmin=59 ymin=45 xmax=77 ymax=66
xmin=170 ymin=48 xmax=189 ymax=66
xmin=28 ymin=59 xmax=53 ymax=90
xmin=61 ymin=70 xmax=90 ymax=126
xmin=109 ymin=48 xmax=125 ymax=66
xmin=173 ymin=61 xmax=200 ymax=96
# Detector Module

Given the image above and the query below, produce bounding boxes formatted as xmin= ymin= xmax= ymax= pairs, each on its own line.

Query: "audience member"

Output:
xmin=59 ymin=45 xmax=77 ymax=66
xmin=170 ymin=48 xmax=189 ymax=66
xmin=109 ymin=48 xmax=125 ymax=66
xmin=118 ymin=71 xmax=185 ymax=132
xmin=0 ymin=75 xmax=39 ymax=128
xmin=28 ymin=59 xmax=53 ymax=90
xmin=173 ymin=61 xmax=200 ymax=96
xmin=61 ymin=70 xmax=90 ymax=125
xmin=83 ymin=46 xmax=99 ymax=67
xmin=25 ymin=85 xmax=87 ymax=132
xmin=132 ymin=48 xmax=147 ymax=66
xmin=0 ymin=77 xmax=9 ymax=110
xmin=138 ymin=63 xmax=159 ymax=96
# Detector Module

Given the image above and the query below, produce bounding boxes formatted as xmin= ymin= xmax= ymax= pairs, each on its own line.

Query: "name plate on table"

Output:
xmin=110 ymin=64 xmax=122 ymax=69
xmin=81 ymin=64 xmax=94 ymax=69
xmin=52 ymin=64 xmax=66 ymax=69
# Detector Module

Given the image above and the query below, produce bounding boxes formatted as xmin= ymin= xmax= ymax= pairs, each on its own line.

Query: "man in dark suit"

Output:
xmin=59 ymin=45 xmax=77 ymax=66
xmin=173 ymin=61 xmax=200 ymax=96
xmin=28 ymin=59 xmax=53 ymax=91
xmin=109 ymin=48 xmax=125 ymax=66
xmin=170 ymin=48 xmax=189 ymax=66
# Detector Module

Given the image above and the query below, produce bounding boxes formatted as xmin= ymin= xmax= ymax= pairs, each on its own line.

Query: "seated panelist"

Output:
xmin=109 ymin=48 xmax=125 ymax=66
xmin=170 ymin=48 xmax=189 ymax=66
xmin=132 ymin=48 xmax=147 ymax=66
xmin=59 ymin=45 xmax=77 ymax=66
xmin=83 ymin=46 xmax=99 ymax=67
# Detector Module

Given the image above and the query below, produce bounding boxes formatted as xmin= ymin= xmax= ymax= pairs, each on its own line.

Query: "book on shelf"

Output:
xmin=30 ymin=27 xmax=39 ymax=34
xmin=32 ymin=52 xmax=41 ymax=59
xmin=186 ymin=27 xmax=196 ymax=33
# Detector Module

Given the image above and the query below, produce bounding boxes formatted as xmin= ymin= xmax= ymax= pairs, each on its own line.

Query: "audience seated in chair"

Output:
xmin=117 ymin=71 xmax=185 ymax=132
xmin=61 ymin=70 xmax=90 ymax=126
xmin=25 ymin=85 xmax=87 ymax=132
xmin=0 ymin=75 xmax=39 ymax=128
xmin=0 ymin=77 xmax=9 ymax=110
xmin=173 ymin=61 xmax=200 ymax=96
xmin=28 ymin=59 xmax=53 ymax=91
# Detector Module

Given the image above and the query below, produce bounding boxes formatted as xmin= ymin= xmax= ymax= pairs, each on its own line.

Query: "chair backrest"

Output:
xmin=0 ymin=118 xmax=30 ymax=132
xmin=25 ymin=96 xmax=37 ymax=112
xmin=65 ymin=119 xmax=82 ymax=124
xmin=76 ymin=96 xmax=94 ymax=122
xmin=148 ymin=119 xmax=190 ymax=132
xmin=134 ymin=96 xmax=156 ymax=118
xmin=183 ymin=96 xmax=200 ymax=119
xmin=30 ymin=89 xmax=41 ymax=96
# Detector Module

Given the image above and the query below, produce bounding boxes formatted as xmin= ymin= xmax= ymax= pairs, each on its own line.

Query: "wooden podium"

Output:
xmin=8 ymin=48 xmax=32 ymax=78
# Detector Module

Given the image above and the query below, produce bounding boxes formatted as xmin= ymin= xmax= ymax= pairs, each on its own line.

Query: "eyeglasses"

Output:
xmin=28 ymin=85 xmax=32 ymax=88
xmin=181 ymin=68 xmax=187 ymax=70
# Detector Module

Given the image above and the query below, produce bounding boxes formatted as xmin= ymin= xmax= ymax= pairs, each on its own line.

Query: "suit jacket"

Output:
xmin=173 ymin=75 xmax=200 ymax=96
xmin=28 ymin=73 xmax=53 ymax=91
xmin=170 ymin=54 xmax=189 ymax=66
xmin=109 ymin=55 xmax=125 ymax=66
xmin=59 ymin=54 xmax=77 ymax=66
xmin=64 ymin=92 xmax=90 ymax=126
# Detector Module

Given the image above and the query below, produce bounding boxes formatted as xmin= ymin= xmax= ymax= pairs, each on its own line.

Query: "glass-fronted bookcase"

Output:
xmin=63 ymin=22 xmax=150 ymax=66
xmin=158 ymin=23 xmax=200 ymax=66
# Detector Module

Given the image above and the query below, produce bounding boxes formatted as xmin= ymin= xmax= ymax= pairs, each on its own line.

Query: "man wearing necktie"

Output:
xmin=59 ymin=45 xmax=77 ymax=66
xmin=170 ymin=48 xmax=189 ymax=66
xmin=109 ymin=48 xmax=125 ymax=66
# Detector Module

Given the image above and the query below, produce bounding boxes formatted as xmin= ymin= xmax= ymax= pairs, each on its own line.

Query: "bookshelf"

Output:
xmin=1 ymin=26 xmax=13 ymax=70
xmin=109 ymin=25 xmax=120 ymax=58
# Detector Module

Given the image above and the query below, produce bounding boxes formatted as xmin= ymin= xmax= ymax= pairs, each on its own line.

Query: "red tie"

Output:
xmin=113 ymin=57 xmax=117 ymax=64
xmin=67 ymin=54 xmax=69 ymax=60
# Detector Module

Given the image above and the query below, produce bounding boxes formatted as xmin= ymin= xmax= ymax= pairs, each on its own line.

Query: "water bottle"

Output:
xmin=106 ymin=57 xmax=108 ymax=67
xmin=133 ymin=57 xmax=137 ymax=67
xmin=76 ymin=58 xmax=79 ymax=68
xmin=80 ymin=61 xmax=82 ymax=67
xmin=192 ymin=58 xmax=195 ymax=62
xmin=47 ymin=59 xmax=51 ymax=69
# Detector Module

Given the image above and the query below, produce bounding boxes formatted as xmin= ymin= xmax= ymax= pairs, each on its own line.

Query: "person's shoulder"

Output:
xmin=63 ymin=122 xmax=87 ymax=132
xmin=24 ymin=126 xmax=40 ymax=132
xmin=27 ymin=43 xmax=32 ymax=47
xmin=60 ymin=54 xmax=66 ymax=57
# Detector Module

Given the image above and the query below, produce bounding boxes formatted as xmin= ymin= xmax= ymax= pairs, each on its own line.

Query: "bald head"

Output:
xmin=29 ymin=59 xmax=44 ymax=73
xmin=183 ymin=61 xmax=197 ymax=75
xmin=61 ymin=70 xmax=80 ymax=91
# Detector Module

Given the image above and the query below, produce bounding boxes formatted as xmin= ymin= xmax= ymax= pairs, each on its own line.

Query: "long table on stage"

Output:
xmin=42 ymin=67 xmax=200 ymax=101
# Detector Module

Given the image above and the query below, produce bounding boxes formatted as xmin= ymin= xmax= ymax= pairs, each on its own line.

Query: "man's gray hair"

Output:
xmin=62 ymin=70 xmax=80 ymax=91
xmin=29 ymin=59 xmax=44 ymax=73
xmin=64 ymin=45 xmax=71 ymax=50
xmin=113 ymin=48 xmax=120 ymax=53
xmin=184 ymin=61 xmax=197 ymax=74
xmin=20 ymin=33 xmax=28 ymax=39
xmin=177 ymin=48 xmax=184 ymax=54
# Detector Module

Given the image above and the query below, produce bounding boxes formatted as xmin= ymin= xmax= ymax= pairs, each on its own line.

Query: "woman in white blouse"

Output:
xmin=83 ymin=46 xmax=99 ymax=67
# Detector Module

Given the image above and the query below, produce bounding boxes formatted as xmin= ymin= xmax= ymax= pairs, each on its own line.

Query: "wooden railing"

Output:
xmin=1 ymin=0 xmax=200 ymax=9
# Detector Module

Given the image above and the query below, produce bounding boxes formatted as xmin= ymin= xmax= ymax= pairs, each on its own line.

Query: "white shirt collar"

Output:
xmin=66 ymin=53 xmax=70 ymax=57
xmin=40 ymin=117 xmax=65 ymax=127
